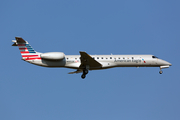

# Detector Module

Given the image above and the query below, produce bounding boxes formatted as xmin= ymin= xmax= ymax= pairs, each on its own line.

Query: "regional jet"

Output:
xmin=12 ymin=37 xmax=172 ymax=79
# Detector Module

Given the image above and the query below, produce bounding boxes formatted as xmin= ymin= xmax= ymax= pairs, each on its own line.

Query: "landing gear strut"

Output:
xmin=159 ymin=67 xmax=163 ymax=74
xmin=81 ymin=69 xmax=89 ymax=79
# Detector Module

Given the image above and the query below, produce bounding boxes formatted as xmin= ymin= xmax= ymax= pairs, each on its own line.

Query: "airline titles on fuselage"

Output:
xmin=114 ymin=59 xmax=142 ymax=63
xmin=66 ymin=58 xmax=144 ymax=63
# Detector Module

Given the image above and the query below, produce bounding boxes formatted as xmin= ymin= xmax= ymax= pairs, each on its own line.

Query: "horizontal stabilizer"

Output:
xmin=12 ymin=40 xmax=17 ymax=46
xmin=12 ymin=37 xmax=26 ymax=46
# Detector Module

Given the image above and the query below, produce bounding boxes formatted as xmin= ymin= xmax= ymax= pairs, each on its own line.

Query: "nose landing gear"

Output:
xmin=159 ymin=70 xmax=163 ymax=74
xmin=159 ymin=67 xmax=163 ymax=74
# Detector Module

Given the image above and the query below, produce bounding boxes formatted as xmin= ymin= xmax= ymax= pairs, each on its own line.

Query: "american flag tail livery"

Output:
xmin=12 ymin=37 xmax=41 ymax=61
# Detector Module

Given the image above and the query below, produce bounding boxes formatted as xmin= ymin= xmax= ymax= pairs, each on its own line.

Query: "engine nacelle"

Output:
xmin=40 ymin=52 xmax=65 ymax=60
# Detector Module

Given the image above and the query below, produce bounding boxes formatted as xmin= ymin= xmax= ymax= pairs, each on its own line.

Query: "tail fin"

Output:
xmin=12 ymin=37 xmax=41 ymax=60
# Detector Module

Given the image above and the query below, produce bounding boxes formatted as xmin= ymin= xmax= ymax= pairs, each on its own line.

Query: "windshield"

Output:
xmin=152 ymin=56 xmax=158 ymax=58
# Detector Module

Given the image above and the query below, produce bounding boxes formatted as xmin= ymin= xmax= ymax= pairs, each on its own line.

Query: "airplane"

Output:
xmin=12 ymin=37 xmax=172 ymax=79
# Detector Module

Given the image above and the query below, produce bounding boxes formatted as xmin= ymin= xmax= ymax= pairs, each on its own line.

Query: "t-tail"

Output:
xmin=12 ymin=37 xmax=41 ymax=61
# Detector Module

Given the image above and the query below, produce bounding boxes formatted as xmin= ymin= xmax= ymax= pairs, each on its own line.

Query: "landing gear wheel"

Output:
xmin=81 ymin=69 xmax=88 ymax=79
xmin=159 ymin=71 xmax=163 ymax=74
xmin=83 ymin=69 xmax=88 ymax=74
xmin=81 ymin=74 xmax=86 ymax=79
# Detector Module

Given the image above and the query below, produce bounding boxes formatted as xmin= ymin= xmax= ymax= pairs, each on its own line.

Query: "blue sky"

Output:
xmin=1 ymin=0 xmax=180 ymax=120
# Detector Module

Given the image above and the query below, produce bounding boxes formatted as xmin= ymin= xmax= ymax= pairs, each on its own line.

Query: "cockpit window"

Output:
xmin=152 ymin=56 xmax=158 ymax=58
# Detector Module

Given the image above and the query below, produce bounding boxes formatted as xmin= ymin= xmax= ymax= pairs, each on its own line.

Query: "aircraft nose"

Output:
xmin=165 ymin=60 xmax=172 ymax=66
xmin=161 ymin=60 xmax=172 ymax=66
xmin=168 ymin=62 xmax=172 ymax=66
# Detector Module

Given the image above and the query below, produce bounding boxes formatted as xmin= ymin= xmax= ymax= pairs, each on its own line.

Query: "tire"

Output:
xmin=81 ymin=74 xmax=86 ymax=79
xmin=159 ymin=71 xmax=163 ymax=74
xmin=84 ymin=69 xmax=88 ymax=74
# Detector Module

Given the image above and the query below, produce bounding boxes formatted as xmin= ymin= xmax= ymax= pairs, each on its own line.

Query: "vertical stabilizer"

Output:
xmin=12 ymin=37 xmax=41 ymax=60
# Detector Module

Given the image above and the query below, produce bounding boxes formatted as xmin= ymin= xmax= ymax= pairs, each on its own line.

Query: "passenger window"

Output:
xmin=118 ymin=57 xmax=120 ymax=59
xmin=123 ymin=57 xmax=125 ymax=59
xmin=110 ymin=57 xmax=112 ymax=59
xmin=97 ymin=57 xmax=99 ymax=59
xmin=101 ymin=57 xmax=103 ymax=59
xmin=132 ymin=57 xmax=134 ymax=59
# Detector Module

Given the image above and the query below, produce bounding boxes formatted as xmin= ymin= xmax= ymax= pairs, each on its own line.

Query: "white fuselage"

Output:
xmin=26 ymin=54 xmax=171 ymax=70
xmin=12 ymin=37 xmax=172 ymax=78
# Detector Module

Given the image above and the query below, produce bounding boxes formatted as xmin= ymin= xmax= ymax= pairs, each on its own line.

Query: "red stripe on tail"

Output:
xmin=25 ymin=57 xmax=41 ymax=60
xmin=20 ymin=51 xmax=30 ymax=54
xmin=18 ymin=44 xmax=26 ymax=46
xmin=22 ymin=55 xmax=39 ymax=57
xmin=19 ymin=48 xmax=28 ymax=50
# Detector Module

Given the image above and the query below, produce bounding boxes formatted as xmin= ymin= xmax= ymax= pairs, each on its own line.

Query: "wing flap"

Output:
xmin=68 ymin=69 xmax=83 ymax=74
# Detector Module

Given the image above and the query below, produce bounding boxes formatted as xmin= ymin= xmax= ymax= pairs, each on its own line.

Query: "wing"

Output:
xmin=68 ymin=51 xmax=102 ymax=74
xmin=68 ymin=69 xmax=83 ymax=74
xmin=79 ymin=51 xmax=102 ymax=69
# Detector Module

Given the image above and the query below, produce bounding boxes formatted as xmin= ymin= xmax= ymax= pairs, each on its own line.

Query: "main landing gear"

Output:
xmin=81 ymin=69 xmax=88 ymax=79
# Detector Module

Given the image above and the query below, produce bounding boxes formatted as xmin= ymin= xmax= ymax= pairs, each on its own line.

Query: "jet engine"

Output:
xmin=40 ymin=52 xmax=65 ymax=60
